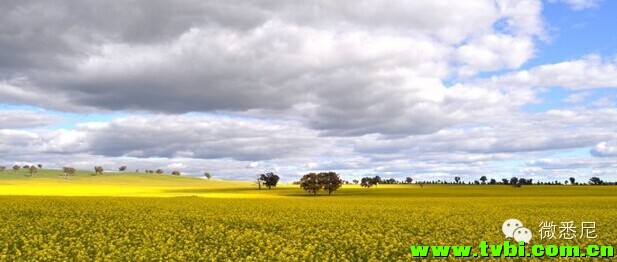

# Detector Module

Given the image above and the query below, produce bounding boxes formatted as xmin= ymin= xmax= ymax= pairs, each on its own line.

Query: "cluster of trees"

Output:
xmin=144 ymin=169 xmax=164 ymax=174
xmin=299 ymin=172 xmax=343 ymax=195
xmin=347 ymin=176 xmax=414 ymax=186
xmin=257 ymin=172 xmax=280 ymax=190
xmin=360 ymin=176 xmax=380 ymax=188
xmin=0 ymin=164 xmax=42 ymax=175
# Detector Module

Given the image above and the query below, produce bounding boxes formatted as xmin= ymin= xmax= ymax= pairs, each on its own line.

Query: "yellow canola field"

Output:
xmin=0 ymin=171 xmax=616 ymax=261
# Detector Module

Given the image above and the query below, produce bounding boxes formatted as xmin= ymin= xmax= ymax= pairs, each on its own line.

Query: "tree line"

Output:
xmin=0 ymin=165 xmax=214 ymax=180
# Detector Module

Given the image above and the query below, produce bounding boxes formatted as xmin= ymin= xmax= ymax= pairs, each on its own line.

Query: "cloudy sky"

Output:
xmin=1 ymin=0 xmax=616 ymax=182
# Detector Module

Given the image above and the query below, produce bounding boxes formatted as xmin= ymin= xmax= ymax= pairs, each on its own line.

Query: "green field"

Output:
xmin=0 ymin=169 xmax=616 ymax=260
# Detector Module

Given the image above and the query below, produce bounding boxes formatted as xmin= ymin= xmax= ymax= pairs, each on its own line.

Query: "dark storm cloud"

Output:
xmin=75 ymin=115 xmax=327 ymax=161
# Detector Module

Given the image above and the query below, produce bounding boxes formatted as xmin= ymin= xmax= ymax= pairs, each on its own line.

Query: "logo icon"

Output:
xmin=502 ymin=218 xmax=532 ymax=243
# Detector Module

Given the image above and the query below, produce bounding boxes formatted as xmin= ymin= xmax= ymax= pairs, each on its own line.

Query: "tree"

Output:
xmin=22 ymin=165 xmax=30 ymax=169
xmin=589 ymin=177 xmax=604 ymax=185
xmin=489 ymin=178 xmax=497 ymax=185
xmin=62 ymin=167 xmax=76 ymax=180
xmin=155 ymin=169 xmax=164 ymax=174
xmin=510 ymin=177 xmax=519 ymax=186
xmin=372 ymin=176 xmax=382 ymax=186
xmin=171 ymin=171 xmax=180 ymax=176
xmin=94 ymin=166 xmax=104 ymax=176
xmin=256 ymin=175 xmax=262 ymax=190
xmin=501 ymin=178 xmax=509 ymax=184
xmin=119 ymin=166 xmax=127 ymax=172
xmin=569 ymin=177 xmax=576 ymax=185
xmin=37 ymin=164 xmax=42 ymax=169
xmin=384 ymin=178 xmax=397 ymax=184
xmin=259 ymin=172 xmax=280 ymax=189
xmin=406 ymin=177 xmax=413 ymax=184
xmin=300 ymin=173 xmax=321 ymax=195
xmin=454 ymin=176 xmax=461 ymax=184
xmin=12 ymin=165 xmax=20 ymax=173
xmin=28 ymin=165 xmax=38 ymax=177
xmin=360 ymin=177 xmax=375 ymax=188
xmin=0 ymin=166 xmax=5 ymax=172
xmin=204 ymin=172 xmax=212 ymax=179
xmin=318 ymin=172 xmax=343 ymax=195
xmin=352 ymin=179 xmax=359 ymax=185
xmin=480 ymin=176 xmax=487 ymax=185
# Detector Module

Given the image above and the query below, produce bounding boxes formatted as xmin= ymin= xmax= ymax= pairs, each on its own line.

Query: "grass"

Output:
xmin=0 ymin=169 xmax=253 ymax=197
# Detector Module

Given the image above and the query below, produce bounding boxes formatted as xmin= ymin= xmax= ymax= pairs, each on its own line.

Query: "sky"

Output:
xmin=0 ymin=0 xmax=616 ymax=182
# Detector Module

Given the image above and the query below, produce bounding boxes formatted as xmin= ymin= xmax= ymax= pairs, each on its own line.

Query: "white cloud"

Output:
xmin=486 ymin=55 xmax=617 ymax=90
xmin=455 ymin=34 xmax=535 ymax=76
xmin=564 ymin=92 xmax=593 ymax=103
xmin=591 ymin=141 xmax=617 ymax=157
xmin=548 ymin=0 xmax=601 ymax=10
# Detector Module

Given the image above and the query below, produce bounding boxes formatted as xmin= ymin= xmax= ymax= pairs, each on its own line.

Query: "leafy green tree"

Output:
xmin=454 ymin=176 xmax=461 ymax=184
xmin=405 ymin=177 xmax=413 ymax=184
xmin=569 ymin=177 xmax=576 ymax=185
xmin=318 ymin=172 xmax=343 ymax=195
xmin=372 ymin=176 xmax=382 ymax=185
xmin=480 ymin=176 xmax=487 ymax=184
xmin=300 ymin=173 xmax=321 ymax=195
xmin=12 ymin=165 xmax=20 ymax=173
xmin=204 ymin=172 xmax=212 ymax=179
xmin=510 ymin=177 xmax=519 ymax=186
xmin=28 ymin=166 xmax=38 ymax=177
xmin=489 ymin=178 xmax=497 ymax=185
xmin=589 ymin=177 xmax=603 ymax=185
xmin=171 ymin=171 xmax=180 ymax=176
xmin=94 ymin=166 xmax=104 ymax=176
xmin=155 ymin=169 xmax=164 ymax=174
xmin=119 ymin=166 xmax=127 ymax=172
xmin=352 ymin=179 xmax=359 ymax=185
xmin=259 ymin=172 xmax=280 ymax=190
xmin=62 ymin=166 xmax=76 ymax=180
xmin=360 ymin=177 xmax=374 ymax=188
